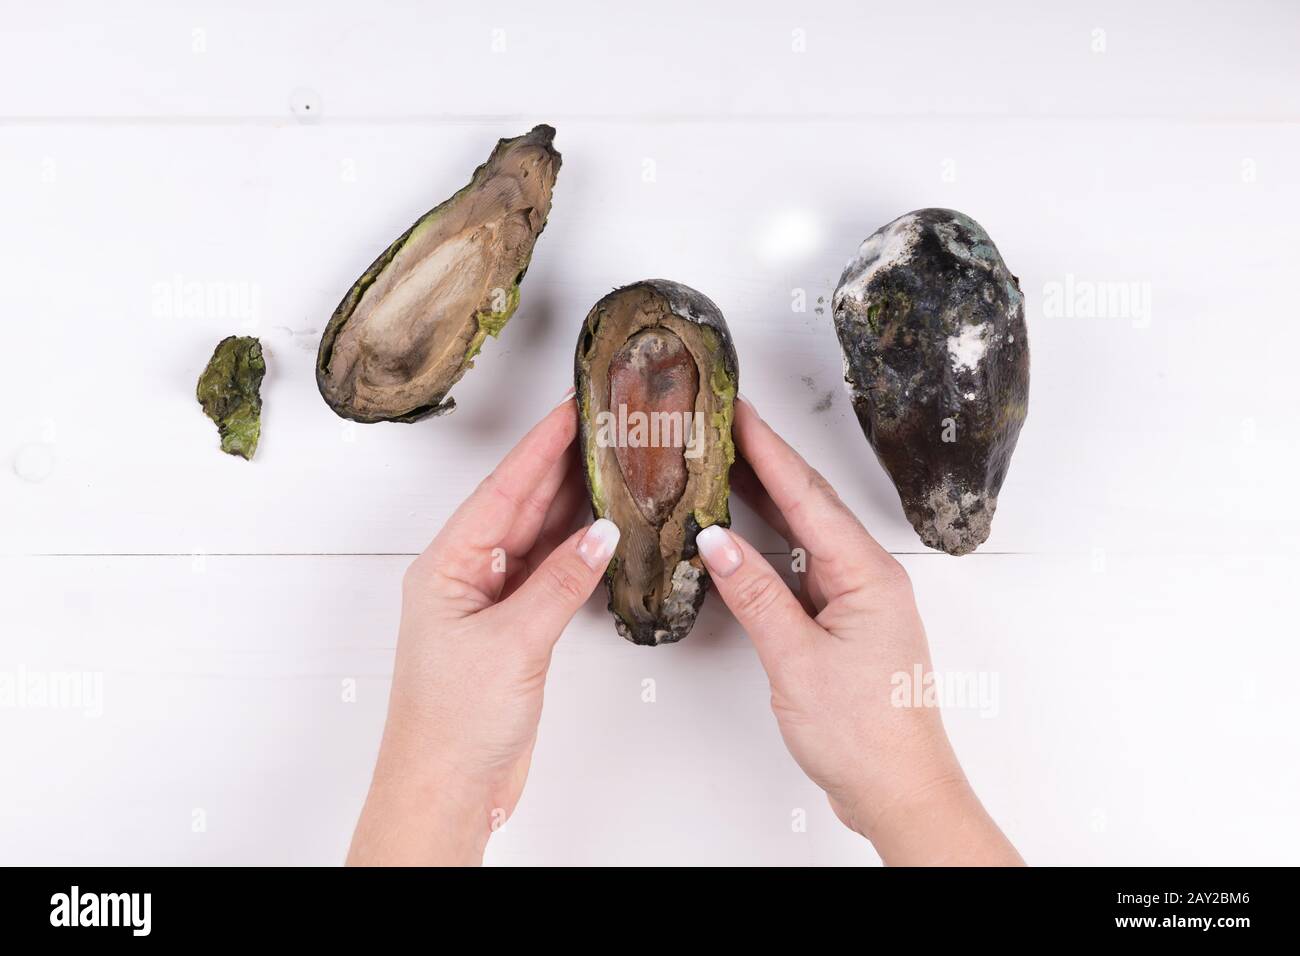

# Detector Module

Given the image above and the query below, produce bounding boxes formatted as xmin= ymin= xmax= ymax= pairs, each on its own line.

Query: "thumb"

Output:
xmin=498 ymin=518 xmax=621 ymax=646
xmin=696 ymin=525 xmax=812 ymax=665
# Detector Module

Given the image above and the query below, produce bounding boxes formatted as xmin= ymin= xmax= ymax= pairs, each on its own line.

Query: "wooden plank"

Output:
xmin=2 ymin=120 xmax=1297 ymax=556
xmin=3 ymin=2 xmax=1297 ymax=121
xmin=2 ymin=552 xmax=1295 ymax=864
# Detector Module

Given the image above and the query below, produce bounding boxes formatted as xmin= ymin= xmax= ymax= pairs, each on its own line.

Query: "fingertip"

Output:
xmin=697 ymin=524 xmax=743 ymax=578
xmin=734 ymin=395 xmax=761 ymax=432
xmin=732 ymin=393 xmax=778 ymax=459
xmin=576 ymin=518 xmax=620 ymax=571
xmin=531 ymin=396 xmax=578 ymax=447
xmin=551 ymin=394 xmax=578 ymax=423
xmin=698 ymin=528 xmax=808 ymax=647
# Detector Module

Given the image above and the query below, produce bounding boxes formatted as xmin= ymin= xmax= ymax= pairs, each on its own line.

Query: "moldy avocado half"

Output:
xmin=317 ymin=125 xmax=561 ymax=423
xmin=575 ymin=280 xmax=738 ymax=646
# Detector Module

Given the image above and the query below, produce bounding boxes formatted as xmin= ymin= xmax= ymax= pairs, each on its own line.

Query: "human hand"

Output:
xmin=695 ymin=399 xmax=1022 ymax=866
xmin=347 ymin=397 xmax=620 ymax=866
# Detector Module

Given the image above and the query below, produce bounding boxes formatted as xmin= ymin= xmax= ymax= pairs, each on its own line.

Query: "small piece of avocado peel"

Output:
xmin=197 ymin=335 xmax=265 ymax=460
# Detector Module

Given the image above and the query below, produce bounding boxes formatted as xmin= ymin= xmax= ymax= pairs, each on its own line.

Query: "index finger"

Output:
xmin=733 ymin=398 xmax=893 ymax=579
xmin=432 ymin=397 xmax=578 ymax=560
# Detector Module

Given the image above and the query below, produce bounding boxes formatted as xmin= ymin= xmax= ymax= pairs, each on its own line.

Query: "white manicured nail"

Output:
xmin=696 ymin=525 xmax=743 ymax=578
xmin=557 ymin=385 xmax=576 ymax=405
xmin=577 ymin=518 xmax=620 ymax=569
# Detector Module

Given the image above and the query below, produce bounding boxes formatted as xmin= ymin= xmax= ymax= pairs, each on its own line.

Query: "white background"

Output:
xmin=2 ymin=0 xmax=1298 ymax=865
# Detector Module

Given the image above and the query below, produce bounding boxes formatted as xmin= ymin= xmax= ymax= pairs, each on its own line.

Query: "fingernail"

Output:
xmin=738 ymin=394 xmax=759 ymax=418
xmin=577 ymin=518 xmax=620 ymax=569
xmin=696 ymin=525 xmax=743 ymax=578
xmin=557 ymin=385 xmax=576 ymax=406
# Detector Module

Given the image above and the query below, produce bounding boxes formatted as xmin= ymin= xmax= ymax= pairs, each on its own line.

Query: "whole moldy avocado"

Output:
xmin=832 ymin=208 xmax=1030 ymax=555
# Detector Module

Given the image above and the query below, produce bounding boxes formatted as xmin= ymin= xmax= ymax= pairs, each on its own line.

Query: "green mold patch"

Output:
xmin=462 ymin=282 xmax=523 ymax=366
xmin=697 ymin=347 xmax=737 ymax=528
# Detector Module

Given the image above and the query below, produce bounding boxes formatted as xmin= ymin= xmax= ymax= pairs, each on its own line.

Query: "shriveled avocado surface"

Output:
xmin=196 ymin=335 xmax=265 ymax=460
xmin=317 ymin=125 xmax=561 ymax=423
xmin=832 ymin=208 xmax=1029 ymax=555
xmin=576 ymin=280 xmax=738 ymax=646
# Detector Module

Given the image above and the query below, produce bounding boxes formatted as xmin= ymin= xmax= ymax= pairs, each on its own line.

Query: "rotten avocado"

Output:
xmin=317 ymin=125 xmax=561 ymax=423
xmin=832 ymin=208 xmax=1030 ymax=555
xmin=575 ymin=280 xmax=738 ymax=645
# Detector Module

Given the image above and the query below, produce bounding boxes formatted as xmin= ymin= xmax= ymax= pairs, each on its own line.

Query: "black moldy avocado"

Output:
xmin=832 ymin=209 xmax=1029 ymax=555
xmin=196 ymin=336 xmax=265 ymax=460
xmin=576 ymin=280 xmax=738 ymax=645
xmin=317 ymin=125 xmax=561 ymax=423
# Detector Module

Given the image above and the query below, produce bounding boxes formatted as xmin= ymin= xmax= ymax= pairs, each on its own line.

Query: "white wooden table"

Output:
xmin=2 ymin=0 xmax=1297 ymax=865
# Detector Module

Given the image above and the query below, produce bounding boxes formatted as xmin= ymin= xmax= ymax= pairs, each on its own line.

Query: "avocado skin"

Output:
xmin=197 ymin=335 xmax=265 ymax=460
xmin=832 ymin=209 xmax=1029 ymax=556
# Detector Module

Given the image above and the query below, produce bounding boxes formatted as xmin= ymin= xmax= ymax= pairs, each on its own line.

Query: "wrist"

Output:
xmin=348 ymin=739 xmax=498 ymax=866
xmin=861 ymin=773 xmax=1023 ymax=866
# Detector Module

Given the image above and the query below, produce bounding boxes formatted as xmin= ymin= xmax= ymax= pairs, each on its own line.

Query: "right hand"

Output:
xmin=694 ymin=399 xmax=1022 ymax=865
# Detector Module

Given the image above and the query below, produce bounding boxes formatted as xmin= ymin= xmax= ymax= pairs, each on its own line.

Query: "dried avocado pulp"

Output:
xmin=832 ymin=208 xmax=1029 ymax=555
xmin=196 ymin=335 xmax=265 ymax=460
xmin=316 ymin=125 xmax=561 ymax=423
xmin=576 ymin=280 xmax=738 ymax=646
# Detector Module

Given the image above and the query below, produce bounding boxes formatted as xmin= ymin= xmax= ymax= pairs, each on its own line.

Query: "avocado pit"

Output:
xmin=608 ymin=328 xmax=698 ymax=527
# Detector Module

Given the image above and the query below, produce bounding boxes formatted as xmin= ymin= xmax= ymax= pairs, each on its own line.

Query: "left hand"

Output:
xmin=347 ymin=397 xmax=619 ymax=865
